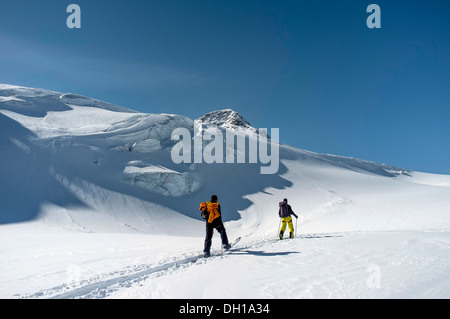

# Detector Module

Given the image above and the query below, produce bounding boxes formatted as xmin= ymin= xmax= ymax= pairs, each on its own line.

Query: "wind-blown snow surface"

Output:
xmin=1 ymin=84 xmax=450 ymax=299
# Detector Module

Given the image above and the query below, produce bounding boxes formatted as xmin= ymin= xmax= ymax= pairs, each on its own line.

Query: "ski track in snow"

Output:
xmin=22 ymin=251 xmax=206 ymax=299
xmin=20 ymin=234 xmax=336 ymax=299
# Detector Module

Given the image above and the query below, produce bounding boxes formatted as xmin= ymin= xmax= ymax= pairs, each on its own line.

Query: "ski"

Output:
xmin=229 ymin=236 xmax=241 ymax=249
xmin=220 ymin=236 xmax=241 ymax=255
xmin=203 ymin=237 xmax=241 ymax=258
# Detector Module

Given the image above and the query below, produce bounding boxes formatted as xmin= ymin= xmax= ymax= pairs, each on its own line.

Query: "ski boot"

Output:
xmin=279 ymin=230 xmax=284 ymax=240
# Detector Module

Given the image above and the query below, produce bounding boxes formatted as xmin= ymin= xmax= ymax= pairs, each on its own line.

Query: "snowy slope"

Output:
xmin=1 ymin=84 xmax=450 ymax=299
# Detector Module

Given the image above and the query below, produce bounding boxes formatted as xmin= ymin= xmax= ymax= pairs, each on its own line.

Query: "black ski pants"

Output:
xmin=204 ymin=217 xmax=229 ymax=254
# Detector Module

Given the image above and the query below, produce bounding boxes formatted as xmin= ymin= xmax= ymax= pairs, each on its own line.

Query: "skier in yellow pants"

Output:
xmin=278 ymin=198 xmax=298 ymax=239
xmin=280 ymin=216 xmax=295 ymax=238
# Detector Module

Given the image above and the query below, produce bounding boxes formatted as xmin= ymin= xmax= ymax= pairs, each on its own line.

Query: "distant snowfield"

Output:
xmin=1 ymin=84 xmax=449 ymax=299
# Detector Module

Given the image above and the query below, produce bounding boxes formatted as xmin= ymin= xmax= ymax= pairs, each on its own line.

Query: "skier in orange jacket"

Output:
xmin=199 ymin=195 xmax=230 ymax=257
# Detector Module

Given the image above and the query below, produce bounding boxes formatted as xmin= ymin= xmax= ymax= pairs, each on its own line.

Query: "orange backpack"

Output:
xmin=199 ymin=202 xmax=221 ymax=223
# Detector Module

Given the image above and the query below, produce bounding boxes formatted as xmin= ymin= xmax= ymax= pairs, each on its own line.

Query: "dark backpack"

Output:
xmin=279 ymin=202 xmax=289 ymax=218
xmin=199 ymin=202 xmax=209 ymax=220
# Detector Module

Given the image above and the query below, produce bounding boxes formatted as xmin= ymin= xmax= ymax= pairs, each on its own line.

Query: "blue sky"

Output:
xmin=1 ymin=0 xmax=449 ymax=174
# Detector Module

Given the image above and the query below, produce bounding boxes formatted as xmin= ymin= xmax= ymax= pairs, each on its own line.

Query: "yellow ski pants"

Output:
xmin=280 ymin=216 xmax=294 ymax=234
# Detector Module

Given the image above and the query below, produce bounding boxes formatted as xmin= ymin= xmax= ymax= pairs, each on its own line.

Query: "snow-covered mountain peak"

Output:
xmin=197 ymin=109 xmax=253 ymax=131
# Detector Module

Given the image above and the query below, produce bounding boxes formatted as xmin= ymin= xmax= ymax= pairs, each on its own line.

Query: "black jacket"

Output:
xmin=279 ymin=204 xmax=298 ymax=219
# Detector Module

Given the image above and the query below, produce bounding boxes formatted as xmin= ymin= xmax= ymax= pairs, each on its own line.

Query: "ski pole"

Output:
xmin=295 ymin=216 xmax=298 ymax=238
xmin=277 ymin=218 xmax=281 ymax=239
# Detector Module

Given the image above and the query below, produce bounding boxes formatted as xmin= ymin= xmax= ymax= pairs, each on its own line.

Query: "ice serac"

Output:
xmin=105 ymin=113 xmax=199 ymax=196
xmin=123 ymin=164 xmax=200 ymax=197
xmin=59 ymin=93 xmax=137 ymax=113
xmin=107 ymin=113 xmax=194 ymax=152
xmin=0 ymin=83 xmax=199 ymax=225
